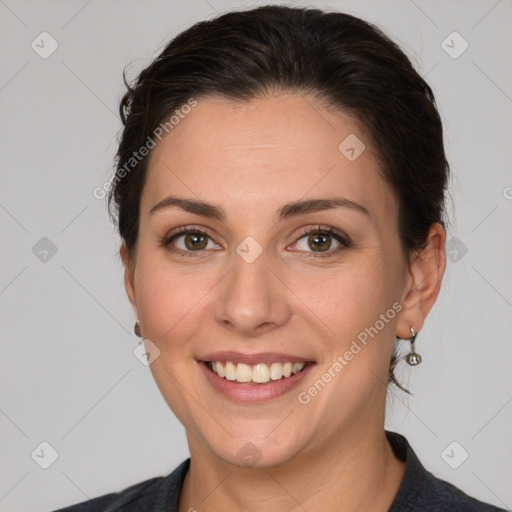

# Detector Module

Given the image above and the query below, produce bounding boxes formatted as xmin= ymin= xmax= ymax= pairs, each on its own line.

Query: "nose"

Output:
xmin=214 ymin=250 xmax=292 ymax=337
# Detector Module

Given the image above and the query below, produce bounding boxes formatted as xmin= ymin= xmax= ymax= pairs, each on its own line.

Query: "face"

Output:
xmin=124 ymin=93 xmax=411 ymax=469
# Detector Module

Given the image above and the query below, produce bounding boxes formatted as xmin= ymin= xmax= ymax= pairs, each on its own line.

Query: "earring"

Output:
xmin=134 ymin=321 xmax=141 ymax=337
xmin=405 ymin=327 xmax=422 ymax=366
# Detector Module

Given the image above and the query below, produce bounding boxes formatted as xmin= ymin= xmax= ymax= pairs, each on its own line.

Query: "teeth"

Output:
xmin=292 ymin=363 xmax=303 ymax=375
xmin=269 ymin=362 xmax=283 ymax=380
xmin=236 ymin=363 xmax=252 ymax=383
xmin=252 ymin=363 xmax=270 ymax=383
xmin=214 ymin=361 xmax=225 ymax=378
xmin=224 ymin=361 xmax=237 ymax=381
xmin=208 ymin=361 xmax=306 ymax=384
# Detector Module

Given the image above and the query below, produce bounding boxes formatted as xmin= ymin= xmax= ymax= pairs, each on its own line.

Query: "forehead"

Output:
xmin=141 ymin=93 xmax=396 ymax=224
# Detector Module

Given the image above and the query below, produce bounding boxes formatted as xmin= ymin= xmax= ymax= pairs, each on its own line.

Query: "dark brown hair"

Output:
xmin=108 ymin=5 xmax=450 ymax=394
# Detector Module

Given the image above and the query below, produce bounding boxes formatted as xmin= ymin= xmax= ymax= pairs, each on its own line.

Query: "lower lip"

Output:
xmin=198 ymin=361 xmax=314 ymax=402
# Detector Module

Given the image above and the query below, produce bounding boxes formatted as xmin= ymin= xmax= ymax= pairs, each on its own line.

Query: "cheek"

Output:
xmin=295 ymin=258 xmax=397 ymax=375
xmin=295 ymin=259 xmax=388 ymax=326
xmin=134 ymin=257 xmax=215 ymax=348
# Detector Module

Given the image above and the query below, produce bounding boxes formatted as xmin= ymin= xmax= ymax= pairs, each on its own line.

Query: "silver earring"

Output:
xmin=405 ymin=327 xmax=422 ymax=366
xmin=134 ymin=321 xmax=141 ymax=337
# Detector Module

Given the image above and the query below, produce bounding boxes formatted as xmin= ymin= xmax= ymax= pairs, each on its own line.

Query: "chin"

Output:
xmin=204 ymin=426 xmax=310 ymax=470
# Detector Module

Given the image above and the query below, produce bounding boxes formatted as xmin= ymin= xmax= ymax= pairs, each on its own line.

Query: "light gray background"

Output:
xmin=1 ymin=0 xmax=511 ymax=510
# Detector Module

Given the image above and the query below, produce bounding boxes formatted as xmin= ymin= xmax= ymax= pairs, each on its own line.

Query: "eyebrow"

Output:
xmin=149 ymin=195 xmax=370 ymax=221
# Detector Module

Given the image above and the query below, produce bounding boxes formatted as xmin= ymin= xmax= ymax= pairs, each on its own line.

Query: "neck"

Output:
xmin=178 ymin=423 xmax=406 ymax=512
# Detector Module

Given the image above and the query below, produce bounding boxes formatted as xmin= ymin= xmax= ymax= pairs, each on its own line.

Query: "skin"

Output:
xmin=121 ymin=93 xmax=446 ymax=511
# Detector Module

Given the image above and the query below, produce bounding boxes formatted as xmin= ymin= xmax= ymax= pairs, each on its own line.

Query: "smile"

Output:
xmin=207 ymin=361 xmax=307 ymax=384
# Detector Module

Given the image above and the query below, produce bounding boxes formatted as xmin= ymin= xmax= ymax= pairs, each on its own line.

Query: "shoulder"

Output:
xmin=51 ymin=459 xmax=190 ymax=512
xmin=385 ymin=431 xmax=507 ymax=512
xmin=421 ymin=473 xmax=507 ymax=511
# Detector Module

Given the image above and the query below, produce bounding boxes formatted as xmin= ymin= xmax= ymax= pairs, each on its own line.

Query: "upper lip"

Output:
xmin=198 ymin=351 xmax=315 ymax=366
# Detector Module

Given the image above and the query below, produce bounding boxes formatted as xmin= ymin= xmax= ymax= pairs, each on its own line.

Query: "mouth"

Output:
xmin=204 ymin=360 xmax=310 ymax=385
xmin=197 ymin=352 xmax=316 ymax=402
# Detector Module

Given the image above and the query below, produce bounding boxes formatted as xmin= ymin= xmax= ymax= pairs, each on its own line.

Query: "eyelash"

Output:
xmin=158 ymin=225 xmax=351 ymax=259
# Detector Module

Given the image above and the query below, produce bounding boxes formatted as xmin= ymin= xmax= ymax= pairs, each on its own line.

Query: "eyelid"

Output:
xmin=164 ymin=224 xmax=219 ymax=241
xmin=294 ymin=224 xmax=350 ymax=243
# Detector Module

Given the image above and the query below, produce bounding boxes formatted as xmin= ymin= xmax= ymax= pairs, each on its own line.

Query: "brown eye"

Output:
xmin=290 ymin=226 xmax=350 ymax=259
xmin=295 ymin=230 xmax=341 ymax=253
xmin=307 ymin=233 xmax=332 ymax=252
xmin=183 ymin=232 xmax=208 ymax=250
xmin=161 ymin=227 xmax=221 ymax=256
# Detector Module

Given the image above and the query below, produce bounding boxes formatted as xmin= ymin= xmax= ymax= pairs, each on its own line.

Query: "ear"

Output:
xmin=396 ymin=223 xmax=446 ymax=339
xmin=120 ymin=243 xmax=138 ymax=320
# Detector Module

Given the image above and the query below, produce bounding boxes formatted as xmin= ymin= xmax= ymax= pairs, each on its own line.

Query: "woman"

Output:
xmin=55 ymin=5 xmax=506 ymax=511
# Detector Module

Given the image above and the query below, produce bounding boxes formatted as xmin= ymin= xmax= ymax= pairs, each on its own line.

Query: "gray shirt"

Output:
xmin=53 ymin=430 xmax=508 ymax=511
